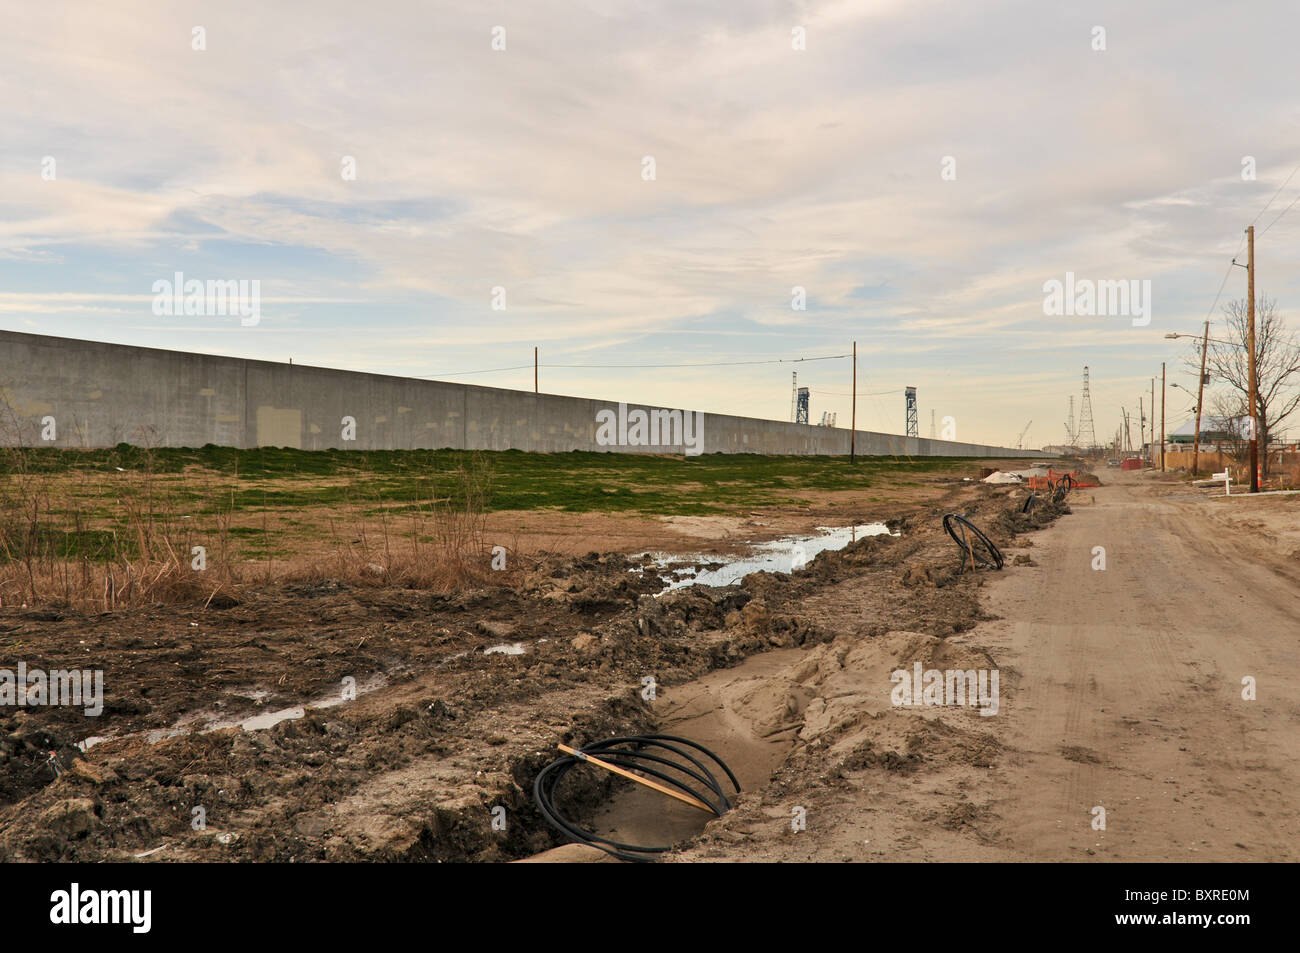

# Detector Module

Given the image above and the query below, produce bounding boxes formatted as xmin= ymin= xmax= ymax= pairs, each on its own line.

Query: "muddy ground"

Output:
xmin=0 ymin=472 xmax=1070 ymax=862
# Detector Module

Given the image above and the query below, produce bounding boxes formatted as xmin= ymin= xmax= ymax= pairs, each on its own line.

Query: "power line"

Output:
xmin=1195 ymin=161 xmax=1296 ymax=333
xmin=420 ymin=352 xmax=852 ymax=379
xmin=1202 ymin=242 xmax=1242 ymax=325
xmin=419 ymin=364 xmax=534 ymax=377
xmin=1260 ymin=190 xmax=1300 ymax=235
xmin=550 ymin=354 xmax=850 ymax=369
xmin=1196 ymin=158 xmax=1300 ymax=328
xmin=1250 ymin=157 xmax=1300 ymax=226
xmin=810 ymin=386 xmax=901 ymax=398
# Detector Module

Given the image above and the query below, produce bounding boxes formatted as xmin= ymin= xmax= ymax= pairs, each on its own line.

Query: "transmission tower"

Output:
xmin=790 ymin=372 xmax=797 ymax=422
xmin=1078 ymin=367 xmax=1097 ymax=450
xmin=795 ymin=386 xmax=810 ymax=425
xmin=1065 ymin=396 xmax=1076 ymax=446
xmin=929 ymin=409 xmax=936 ymax=439
xmin=905 ymin=387 xmax=918 ymax=438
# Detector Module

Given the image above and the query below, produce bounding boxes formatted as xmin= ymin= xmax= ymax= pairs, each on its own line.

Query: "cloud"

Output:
xmin=3 ymin=0 xmax=1300 ymax=442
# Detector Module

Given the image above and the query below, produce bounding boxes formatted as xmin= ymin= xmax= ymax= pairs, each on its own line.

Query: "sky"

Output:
xmin=4 ymin=0 xmax=1300 ymax=449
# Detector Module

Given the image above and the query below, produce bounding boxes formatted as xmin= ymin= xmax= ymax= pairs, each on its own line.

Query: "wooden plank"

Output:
xmin=557 ymin=743 xmax=714 ymax=814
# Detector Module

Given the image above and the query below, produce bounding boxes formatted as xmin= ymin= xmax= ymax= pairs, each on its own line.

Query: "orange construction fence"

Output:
xmin=1027 ymin=467 xmax=1099 ymax=490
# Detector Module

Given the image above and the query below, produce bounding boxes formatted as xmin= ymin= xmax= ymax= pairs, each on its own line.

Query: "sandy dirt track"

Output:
xmin=671 ymin=471 xmax=1300 ymax=862
xmin=982 ymin=471 xmax=1300 ymax=861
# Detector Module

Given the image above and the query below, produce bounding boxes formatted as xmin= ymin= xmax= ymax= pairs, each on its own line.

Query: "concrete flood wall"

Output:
xmin=0 ymin=330 xmax=1049 ymax=458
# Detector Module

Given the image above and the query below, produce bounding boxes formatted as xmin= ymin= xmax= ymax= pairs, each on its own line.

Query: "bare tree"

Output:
xmin=1198 ymin=297 xmax=1300 ymax=477
xmin=1206 ymin=392 xmax=1249 ymax=472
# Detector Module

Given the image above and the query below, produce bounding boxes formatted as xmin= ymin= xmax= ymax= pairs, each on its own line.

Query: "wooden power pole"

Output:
xmin=1193 ymin=318 xmax=1209 ymax=477
xmin=1161 ymin=362 xmax=1166 ymax=472
xmin=1247 ymin=225 xmax=1259 ymax=491
xmin=850 ymin=341 xmax=857 ymax=463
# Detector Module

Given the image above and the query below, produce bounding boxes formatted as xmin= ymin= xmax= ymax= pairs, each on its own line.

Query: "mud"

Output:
xmin=0 ymin=480 xmax=1067 ymax=862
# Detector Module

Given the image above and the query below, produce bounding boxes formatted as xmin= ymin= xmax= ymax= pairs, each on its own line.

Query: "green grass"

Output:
xmin=4 ymin=446 xmax=984 ymax=517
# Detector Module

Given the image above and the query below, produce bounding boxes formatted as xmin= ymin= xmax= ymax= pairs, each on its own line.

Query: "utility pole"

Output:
xmin=1161 ymin=362 xmax=1166 ymax=472
xmin=1139 ymin=396 xmax=1145 ymax=457
xmin=534 ymin=346 xmax=538 ymax=393
xmin=1247 ymin=225 xmax=1259 ymax=491
xmin=1192 ymin=318 xmax=1209 ymax=477
xmin=850 ymin=341 xmax=857 ymax=463
xmin=1150 ymin=378 xmax=1156 ymax=466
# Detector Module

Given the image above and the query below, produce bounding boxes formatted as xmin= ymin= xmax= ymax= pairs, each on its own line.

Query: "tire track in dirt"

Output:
xmin=983 ymin=472 xmax=1300 ymax=861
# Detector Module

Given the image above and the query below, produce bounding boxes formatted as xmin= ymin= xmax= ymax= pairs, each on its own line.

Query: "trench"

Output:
xmin=521 ymin=647 xmax=807 ymax=862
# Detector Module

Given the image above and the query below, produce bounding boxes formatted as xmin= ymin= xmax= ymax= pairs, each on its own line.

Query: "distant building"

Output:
xmin=1168 ymin=416 xmax=1238 ymax=446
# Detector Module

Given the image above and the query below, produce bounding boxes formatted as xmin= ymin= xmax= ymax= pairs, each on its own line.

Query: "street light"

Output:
xmin=1165 ymin=327 xmax=1216 ymax=476
xmin=1170 ymin=382 xmax=1200 ymax=415
xmin=1166 ymin=323 xmax=1256 ymax=484
xmin=1164 ymin=331 xmax=1245 ymax=349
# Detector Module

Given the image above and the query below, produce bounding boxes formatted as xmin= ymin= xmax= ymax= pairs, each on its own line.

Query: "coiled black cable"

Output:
xmin=533 ymin=734 xmax=741 ymax=862
xmin=1051 ymin=473 xmax=1074 ymax=504
xmin=942 ymin=513 xmax=1004 ymax=571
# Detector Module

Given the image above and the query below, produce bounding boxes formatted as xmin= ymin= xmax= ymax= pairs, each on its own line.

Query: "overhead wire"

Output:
xmin=420 ymin=353 xmax=852 ymax=379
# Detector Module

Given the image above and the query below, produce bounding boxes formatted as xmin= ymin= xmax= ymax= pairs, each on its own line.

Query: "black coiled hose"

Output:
xmin=533 ymin=734 xmax=741 ymax=862
xmin=1051 ymin=473 xmax=1074 ymax=504
xmin=942 ymin=512 xmax=1004 ymax=571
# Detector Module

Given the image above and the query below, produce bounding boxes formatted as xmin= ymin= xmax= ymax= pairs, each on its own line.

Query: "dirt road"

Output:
xmin=676 ymin=471 xmax=1300 ymax=862
xmin=981 ymin=470 xmax=1300 ymax=861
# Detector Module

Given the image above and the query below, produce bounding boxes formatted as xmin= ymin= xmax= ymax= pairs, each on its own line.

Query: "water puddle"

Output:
xmin=641 ymin=522 xmax=897 ymax=594
xmin=79 ymin=673 xmax=388 ymax=751
xmin=483 ymin=643 xmax=526 ymax=656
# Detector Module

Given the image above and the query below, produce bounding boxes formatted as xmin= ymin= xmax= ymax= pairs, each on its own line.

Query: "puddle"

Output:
xmin=435 ymin=651 xmax=469 ymax=669
xmin=79 ymin=673 xmax=388 ymax=750
xmin=641 ymin=523 xmax=897 ymax=594
xmin=225 ymin=686 xmax=274 ymax=703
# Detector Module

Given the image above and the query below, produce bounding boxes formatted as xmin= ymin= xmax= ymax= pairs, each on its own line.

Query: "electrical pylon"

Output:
xmin=1078 ymin=367 xmax=1097 ymax=450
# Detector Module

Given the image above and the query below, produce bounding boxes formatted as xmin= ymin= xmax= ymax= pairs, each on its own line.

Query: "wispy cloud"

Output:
xmin=3 ymin=0 xmax=1300 ymax=443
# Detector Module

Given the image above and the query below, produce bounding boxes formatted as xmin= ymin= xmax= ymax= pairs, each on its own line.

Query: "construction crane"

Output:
xmin=1016 ymin=420 xmax=1032 ymax=450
